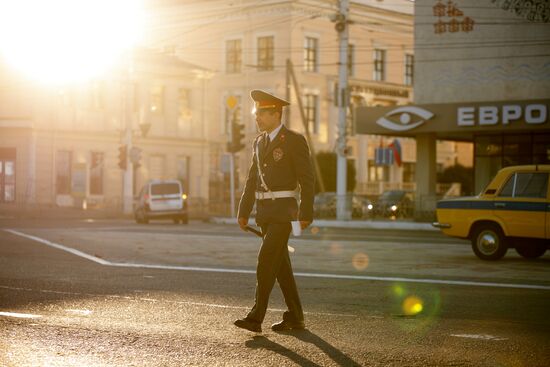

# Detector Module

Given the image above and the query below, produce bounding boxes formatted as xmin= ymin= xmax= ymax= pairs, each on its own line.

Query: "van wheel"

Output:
xmin=471 ymin=224 xmax=508 ymax=261
xmin=515 ymin=244 xmax=546 ymax=259
xmin=135 ymin=209 xmax=149 ymax=224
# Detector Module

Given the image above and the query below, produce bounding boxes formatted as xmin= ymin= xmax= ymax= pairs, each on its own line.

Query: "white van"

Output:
xmin=134 ymin=180 xmax=188 ymax=224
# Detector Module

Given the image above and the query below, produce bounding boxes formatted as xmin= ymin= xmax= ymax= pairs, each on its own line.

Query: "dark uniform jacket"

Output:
xmin=238 ymin=125 xmax=315 ymax=224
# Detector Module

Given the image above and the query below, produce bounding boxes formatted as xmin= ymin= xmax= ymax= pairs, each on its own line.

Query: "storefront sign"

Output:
xmin=355 ymin=99 xmax=550 ymax=138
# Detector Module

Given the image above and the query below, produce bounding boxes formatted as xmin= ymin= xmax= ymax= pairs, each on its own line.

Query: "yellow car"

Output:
xmin=433 ymin=165 xmax=550 ymax=260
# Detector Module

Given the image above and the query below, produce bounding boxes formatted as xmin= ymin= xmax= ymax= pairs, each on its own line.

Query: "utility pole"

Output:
xmin=335 ymin=0 xmax=350 ymax=220
xmin=287 ymin=59 xmax=325 ymax=193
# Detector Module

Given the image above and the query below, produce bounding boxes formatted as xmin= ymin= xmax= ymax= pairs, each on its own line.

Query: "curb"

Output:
xmin=209 ymin=217 xmax=438 ymax=231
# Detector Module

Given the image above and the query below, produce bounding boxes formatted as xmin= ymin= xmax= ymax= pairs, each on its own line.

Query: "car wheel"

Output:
xmin=172 ymin=218 xmax=180 ymax=224
xmin=180 ymin=216 xmax=188 ymax=224
xmin=471 ymin=224 xmax=508 ymax=261
xmin=515 ymin=244 xmax=546 ymax=259
xmin=135 ymin=209 xmax=149 ymax=224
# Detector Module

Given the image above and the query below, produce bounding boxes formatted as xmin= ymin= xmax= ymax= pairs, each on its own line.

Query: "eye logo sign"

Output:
xmin=376 ymin=106 xmax=434 ymax=132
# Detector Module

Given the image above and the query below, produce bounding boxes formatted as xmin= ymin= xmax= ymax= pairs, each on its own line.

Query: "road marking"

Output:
xmin=451 ymin=334 xmax=507 ymax=341
xmin=5 ymin=229 xmax=550 ymax=291
xmin=0 ymin=311 xmax=42 ymax=319
xmin=4 ymin=229 xmax=110 ymax=266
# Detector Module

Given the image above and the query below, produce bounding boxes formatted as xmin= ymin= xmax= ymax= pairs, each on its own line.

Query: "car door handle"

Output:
xmin=494 ymin=202 xmax=506 ymax=208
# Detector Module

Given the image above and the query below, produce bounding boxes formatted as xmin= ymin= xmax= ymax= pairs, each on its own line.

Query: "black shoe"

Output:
xmin=271 ymin=320 xmax=305 ymax=332
xmin=234 ymin=318 xmax=262 ymax=333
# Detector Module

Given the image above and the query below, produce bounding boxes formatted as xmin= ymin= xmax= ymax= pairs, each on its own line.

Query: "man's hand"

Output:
xmin=300 ymin=220 xmax=311 ymax=230
xmin=238 ymin=217 xmax=249 ymax=231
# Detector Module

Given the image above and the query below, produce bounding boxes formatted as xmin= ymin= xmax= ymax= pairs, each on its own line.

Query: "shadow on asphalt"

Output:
xmin=246 ymin=331 xmax=361 ymax=367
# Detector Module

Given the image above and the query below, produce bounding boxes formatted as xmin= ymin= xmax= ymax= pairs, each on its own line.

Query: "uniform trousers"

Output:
xmin=246 ymin=221 xmax=304 ymax=324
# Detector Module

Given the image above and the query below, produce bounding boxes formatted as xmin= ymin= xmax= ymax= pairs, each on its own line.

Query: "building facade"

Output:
xmin=356 ymin=0 xmax=550 ymax=216
xmin=0 ymin=50 xmax=212 ymax=214
xmin=149 ymin=0 xmax=465 ymax=206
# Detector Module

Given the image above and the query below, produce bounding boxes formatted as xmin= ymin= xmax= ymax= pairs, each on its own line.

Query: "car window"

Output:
xmin=381 ymin=191 xmax=403 ymax=200
xmin=151 ymin=183 xmax=180 ymax=195
xmin=498 ymin=172 xmax=548 ymax=198
xmin=514 ymin=173 xmax=548 ymax=198
xmin=498 ymin=174 xmax=515 ymax=197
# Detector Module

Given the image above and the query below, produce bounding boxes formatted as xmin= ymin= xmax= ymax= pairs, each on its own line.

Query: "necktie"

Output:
xmin=264 ymin=135 xmax=270 ymax=149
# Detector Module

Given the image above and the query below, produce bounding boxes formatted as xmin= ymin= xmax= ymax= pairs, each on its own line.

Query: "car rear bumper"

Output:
xmin=140 ymin=209 xmax=187 ymax=218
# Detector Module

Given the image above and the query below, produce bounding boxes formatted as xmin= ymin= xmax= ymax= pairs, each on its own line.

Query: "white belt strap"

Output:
xmin=255 ymin=190 xmax=297 ymax=200
xmin=255 ymin=139 xmax=275 ymax=199
xmin=254 ymin=138 xmax=298 ymax=201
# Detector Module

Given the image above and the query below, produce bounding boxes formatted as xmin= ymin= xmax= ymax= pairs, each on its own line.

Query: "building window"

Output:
xmin=224 ymin=95 xmax=242 ymax=135
xmin=257 ymin=36 xmax=274 ymax=71
xmin=304 ymin=37 xmax=318 ymax=72
xmin=348 ymin=44 xmax=355 ymax=77
xmin=404 ymin=54 xmax=414 ymax=86
xmin=90 ymin=152 xmax=104 ymax=195
xmin=373 ymin=49 xmax=386 ymax=81
xmin=150 ymin=84 xmax=164 ymax=115
xmin=368 ymin=159 xmax=389 ymax=182
xmin=304 ymin=94 xmax=319 ymax=134
xmin=0 ymin=148 xmax=16 ymax=203
xmin=226 ymin=39 xmax=242 ymax=74
xmin=56 ymin=150 xmax=72 ymax=195
xmin=178 ymin=88 xmax=192 ymax=121
xmin=403 ymin=162 xmax=415 ymax=183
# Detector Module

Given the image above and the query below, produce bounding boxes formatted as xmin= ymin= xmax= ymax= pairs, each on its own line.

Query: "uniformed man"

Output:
xmin=234 ymin=89 xmax=315 ymax=333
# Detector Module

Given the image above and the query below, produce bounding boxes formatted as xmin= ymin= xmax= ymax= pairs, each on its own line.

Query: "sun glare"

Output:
xmin=0 ymin=0 xmax=145 ymax=84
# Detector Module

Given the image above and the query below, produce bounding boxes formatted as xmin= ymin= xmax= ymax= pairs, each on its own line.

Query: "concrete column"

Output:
xmin=357 ymin=135 xmax=368 ymax=185
xmin=415 ymin=133 xmax=437 ymax=220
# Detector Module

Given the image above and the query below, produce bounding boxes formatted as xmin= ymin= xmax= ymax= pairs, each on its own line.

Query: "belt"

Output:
xmin=255 ymin=190 xmax=297 ymax=200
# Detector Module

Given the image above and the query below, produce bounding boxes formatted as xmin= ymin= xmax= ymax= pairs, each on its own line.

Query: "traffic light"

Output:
xmin=118 ymin=145 xmax=127 ymax=170
xmin=227 ymin=121 xmax=245 ymax=153
xmin=130 ymin=147 xmax=142 ymax=170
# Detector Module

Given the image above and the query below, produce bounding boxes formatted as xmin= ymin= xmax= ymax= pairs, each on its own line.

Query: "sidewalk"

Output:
xmin=0 ymin=204 xmax=437 ymax=231
xmin=210 ymin=216 xmax=438 ymax=232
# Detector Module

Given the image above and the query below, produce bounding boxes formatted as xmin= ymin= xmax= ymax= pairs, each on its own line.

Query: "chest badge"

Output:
xmin=273 ymin=148 xmax=284 ymax=162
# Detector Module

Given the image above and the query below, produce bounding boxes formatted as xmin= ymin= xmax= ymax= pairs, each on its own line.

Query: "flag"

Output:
xmin=375 ymin=147 xmax=393 ymax=166
xmin=388 ymin=139 xmax=402 ymax=167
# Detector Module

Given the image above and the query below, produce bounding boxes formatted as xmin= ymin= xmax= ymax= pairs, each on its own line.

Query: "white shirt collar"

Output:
xmin=268 ymin=123 xmax=284 ymax=142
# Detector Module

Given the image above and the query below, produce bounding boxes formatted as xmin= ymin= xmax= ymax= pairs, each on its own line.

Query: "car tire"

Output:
xmin=172 ymin=218 xmax=180 ymax=224
xmin=180 ymin=216 xmax=188 ymax=224
xmin=515 ymin=244 xmax=546 ymax=259
xmin=135 ymin=209 xmax=149 ymax=224
xmin=471 ymin=223 xmax=508 ymax=261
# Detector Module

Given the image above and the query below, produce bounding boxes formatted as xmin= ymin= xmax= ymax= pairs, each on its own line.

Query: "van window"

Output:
xmin=151 ymin=183 xmax=180 ymax=195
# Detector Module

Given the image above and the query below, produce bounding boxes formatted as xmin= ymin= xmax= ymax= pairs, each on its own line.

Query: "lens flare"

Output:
xmin=392 ymin=284 xmax=405 ymax=297
xmin=0 ymin=0 xmax=146 ymax=84
xmin=402 ymin=296 xmax=424 ymax=316
xmin=352 ymin=252 xmax=369 ymax=271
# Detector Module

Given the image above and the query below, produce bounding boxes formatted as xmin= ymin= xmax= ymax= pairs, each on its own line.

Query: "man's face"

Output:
xmin=255 ymin=109 xmax=281 ymax=133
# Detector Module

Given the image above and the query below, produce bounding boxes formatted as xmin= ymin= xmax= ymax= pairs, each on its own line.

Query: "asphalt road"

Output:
xmin=1 ymin=218 xmax=549 ymax=366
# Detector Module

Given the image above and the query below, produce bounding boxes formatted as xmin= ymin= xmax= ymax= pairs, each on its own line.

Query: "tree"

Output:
xmin=437 ymin=164 xmax=474 ymax=195
xmin=315 ymin=151 xmax=356 ymax=193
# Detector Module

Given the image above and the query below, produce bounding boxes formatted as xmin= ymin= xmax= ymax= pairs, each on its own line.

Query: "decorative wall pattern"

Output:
xmin=432 ymin=62 xmax=550 ymax=85
xmin=491 ymin=0 xmax=550 ymax=23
